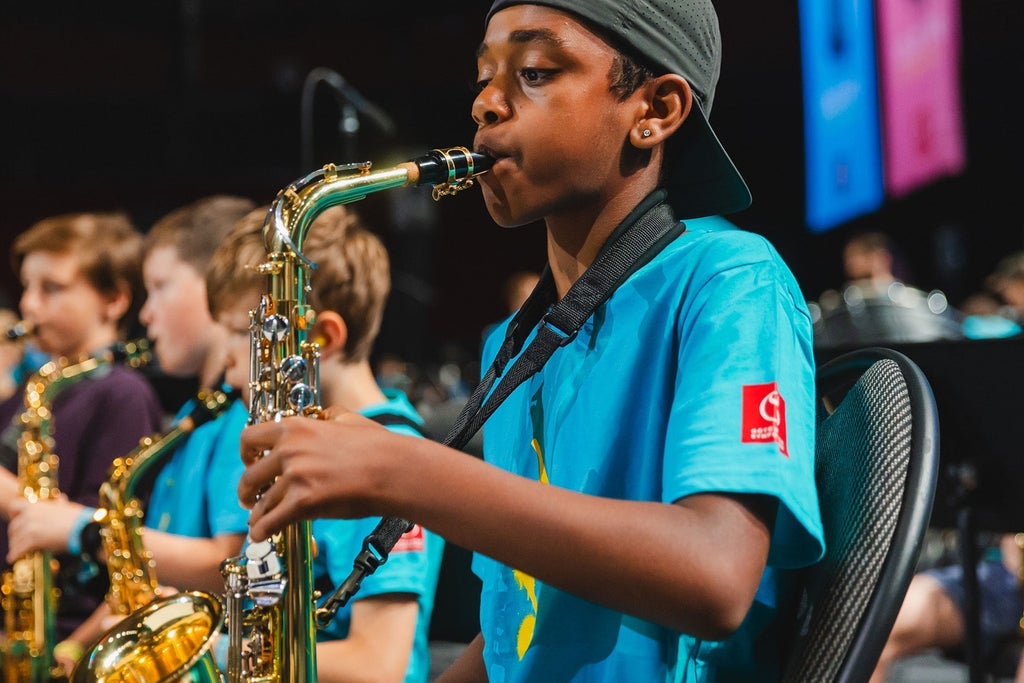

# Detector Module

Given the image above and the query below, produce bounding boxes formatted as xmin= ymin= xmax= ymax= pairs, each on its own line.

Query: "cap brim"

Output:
xmin=664 ymin=99 xmax=752 ymax=220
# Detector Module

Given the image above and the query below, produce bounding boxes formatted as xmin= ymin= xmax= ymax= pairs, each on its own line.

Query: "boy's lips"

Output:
xmin=474 ymin=142 xmax=512 ymax=165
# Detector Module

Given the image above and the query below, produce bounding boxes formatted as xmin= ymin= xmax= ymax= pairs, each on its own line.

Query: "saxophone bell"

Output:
xmin=69 ymin=592 xmax=224 ymax=683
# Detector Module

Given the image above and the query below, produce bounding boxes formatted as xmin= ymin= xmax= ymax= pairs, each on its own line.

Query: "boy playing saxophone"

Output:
xmin=0 ymin=212 xmax=164 ymax=656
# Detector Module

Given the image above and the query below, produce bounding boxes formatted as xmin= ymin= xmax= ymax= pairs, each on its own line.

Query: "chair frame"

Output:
xmin=783 ymin=346 xmax=940 ymax=682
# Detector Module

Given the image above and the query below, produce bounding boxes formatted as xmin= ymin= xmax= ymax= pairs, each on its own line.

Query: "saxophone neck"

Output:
xmin=263 ymin=146 xmax=493 ymax=256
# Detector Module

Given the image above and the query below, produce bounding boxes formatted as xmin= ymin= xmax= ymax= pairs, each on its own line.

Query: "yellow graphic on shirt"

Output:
xmin=513 ymin=437 xmax=549 ymax=659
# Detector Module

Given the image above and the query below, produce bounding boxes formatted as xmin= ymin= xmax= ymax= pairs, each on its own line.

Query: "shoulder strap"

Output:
xmin=367 ymin=412 xmax=428 ymax=438
xmin=445 ymin=191 xmax=683 ymax=452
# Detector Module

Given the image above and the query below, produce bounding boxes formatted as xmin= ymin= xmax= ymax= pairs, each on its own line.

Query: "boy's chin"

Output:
xmin=483 ymin=196 xmax=536 ymax=229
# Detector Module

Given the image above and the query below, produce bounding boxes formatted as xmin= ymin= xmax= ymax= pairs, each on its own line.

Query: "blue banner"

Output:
xmin=799 ymin=0 xmax=885 ymax=233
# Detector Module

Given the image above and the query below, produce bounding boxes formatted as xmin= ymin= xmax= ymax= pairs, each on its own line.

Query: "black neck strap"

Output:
xmin=443 ymin=190 xmax=684 ymax=451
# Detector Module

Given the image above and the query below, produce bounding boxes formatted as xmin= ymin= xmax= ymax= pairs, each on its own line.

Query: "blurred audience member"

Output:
xmin=841 ymin=230 xmax=911 ymax=295
xmin=812 ymin=230 xmax=962 ymax=347
xmin=985 ymin=251 xmax=1024 ymax=322
xmin=959 ymin=252 xmax=1024 ymax=339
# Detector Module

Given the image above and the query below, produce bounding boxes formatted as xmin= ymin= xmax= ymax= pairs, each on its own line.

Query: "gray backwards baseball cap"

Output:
xmin=486 ymin=0 xmax=752 ymax=219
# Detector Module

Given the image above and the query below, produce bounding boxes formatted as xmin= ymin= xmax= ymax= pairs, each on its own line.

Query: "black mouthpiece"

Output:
xmin=6 ymin=321 xmax=29 ymax=341
xmin=412 ymin=148 xmax=494 ymax=186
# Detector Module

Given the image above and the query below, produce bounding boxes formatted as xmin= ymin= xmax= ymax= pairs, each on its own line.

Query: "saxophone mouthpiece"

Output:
xmin=409 ymin=147 xmax=494 ymax=187
xmin=6 ymin=320 xmax=32 ymax=341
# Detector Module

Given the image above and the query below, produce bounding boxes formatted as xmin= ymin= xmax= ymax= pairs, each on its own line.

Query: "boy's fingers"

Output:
xmin=247 ymin=497 xmax=288 ymax=544
xmin=239 ymin=421 xmax=282 ymax=465
xmin=237 ymin=448 xmax=283 ymax=508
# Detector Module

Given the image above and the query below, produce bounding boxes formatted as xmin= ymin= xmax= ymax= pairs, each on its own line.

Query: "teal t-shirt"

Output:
xmin=147 ymin=393 xmax=249 ymax=537
xmin=475 ymin=218 xmax=824 ymax=682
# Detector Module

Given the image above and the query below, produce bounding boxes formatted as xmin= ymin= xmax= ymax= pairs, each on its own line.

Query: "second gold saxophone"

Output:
xmin=70 ymin=388 xmax=237 ymax=683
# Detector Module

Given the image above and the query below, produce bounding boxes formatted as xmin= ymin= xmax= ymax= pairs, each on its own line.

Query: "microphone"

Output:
xmin=300 ymin=66 xmax=397 ymax=169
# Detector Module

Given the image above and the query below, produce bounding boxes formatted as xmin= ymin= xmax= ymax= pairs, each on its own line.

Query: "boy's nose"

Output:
xmin=19 ymin=288 xmax=39 ymax=319
xmin=138 ymin=298 xmax=153 ymax=326
xmin=472 ymin=83 xmax=510 ymax=127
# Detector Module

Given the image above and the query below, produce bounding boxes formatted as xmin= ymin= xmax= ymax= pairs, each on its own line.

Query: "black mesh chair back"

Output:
xmin=781 ymin=347 xmax=939 ymax=683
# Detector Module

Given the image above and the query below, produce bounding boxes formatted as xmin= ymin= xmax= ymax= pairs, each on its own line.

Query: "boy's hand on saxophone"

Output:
xmin=238 ymin=407 xmax=406 ymax=543
xmin=6 ymin=494 xmax=86 ymax=561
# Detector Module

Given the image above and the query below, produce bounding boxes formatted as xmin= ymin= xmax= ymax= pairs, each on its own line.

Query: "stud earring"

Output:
xmin=642 ymin=129 xmax=652 ymax=138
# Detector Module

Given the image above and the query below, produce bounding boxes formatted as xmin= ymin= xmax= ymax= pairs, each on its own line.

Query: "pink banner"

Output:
xmin=876 ymin=0 xmax=966 ymax=197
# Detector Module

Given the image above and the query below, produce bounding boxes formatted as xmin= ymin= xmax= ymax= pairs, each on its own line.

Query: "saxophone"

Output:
xmin=215 ymin=146 xmax=491 ymax=683
xmin=1 ymin=353 xmax=119 ymax=683
xmin=69 ymin=388 xmax=236 ymax=683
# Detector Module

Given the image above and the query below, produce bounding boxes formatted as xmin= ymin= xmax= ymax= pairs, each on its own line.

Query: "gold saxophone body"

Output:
xmin=1 ymin=353 xmax=120 ymax=683
xmin=69 ymin=388 xmax=236 ymax=683
xmin=215 ymin=147 xmax=489 ymax=683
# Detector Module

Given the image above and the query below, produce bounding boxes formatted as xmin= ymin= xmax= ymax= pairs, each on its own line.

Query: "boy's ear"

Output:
xmin=311 ymin=311 xmax=348 ymax=359
xmin=102 ymin=286 xmax=131 ymax=326
xmin=630 ymin=74 xmax=693 ymax=149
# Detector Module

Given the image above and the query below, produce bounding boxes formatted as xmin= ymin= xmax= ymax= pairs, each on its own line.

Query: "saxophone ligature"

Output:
xmin=70 ymin=388 xmax=237 ymax=683
xmin=213 ymin=146 xmax=490 ymax=683
xmin=0 ymin=344 xmax=147 ymax=683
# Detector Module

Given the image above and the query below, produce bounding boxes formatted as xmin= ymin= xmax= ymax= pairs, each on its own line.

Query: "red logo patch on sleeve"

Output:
xmin=741 ymin=382 xmax=788 ymax=456
xmin=392 ymin=524 xmax=425 ymax=553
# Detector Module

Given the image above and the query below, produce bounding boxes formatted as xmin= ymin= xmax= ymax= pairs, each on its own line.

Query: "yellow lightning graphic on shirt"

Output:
xmin=512 ymin=437 xmax=549 ymax=658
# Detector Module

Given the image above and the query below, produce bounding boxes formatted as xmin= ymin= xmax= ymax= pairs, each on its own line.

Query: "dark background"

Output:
xmin=2 ymin=1 xmax=1022 ymax=366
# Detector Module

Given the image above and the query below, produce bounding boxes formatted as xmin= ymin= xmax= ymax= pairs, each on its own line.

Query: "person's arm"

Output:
xmin=433 ymin=634 xmax=486 ymax=683
xmin=239 ymin=417 xmax=774 ymax=639
xmin=0 ymin=467 xmax=20 ymax=520
xmin=315 ymin=594 xmax=418 ymax=683
xmin=53 ymin=601 xmax=114 ymax=674
xmin=6 ymin=496 xmax=89 ymax=560
xmin=142 ymin=530 xmax=246 ymax=593
xmin=6 ymin=499 xmax=243 ymax=594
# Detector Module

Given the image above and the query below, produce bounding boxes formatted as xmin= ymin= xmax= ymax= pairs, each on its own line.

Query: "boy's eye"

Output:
xmin=520 ymin=68 xmax=553 ymax=85
xmin=473 ymin=78 xmax=491 ymax=93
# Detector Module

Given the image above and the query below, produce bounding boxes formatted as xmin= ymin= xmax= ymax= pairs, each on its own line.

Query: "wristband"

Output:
xmin=53 ymin=639 xmax=85 ymax=664
xmin=67 ymin=507 xmax=97 ymax=556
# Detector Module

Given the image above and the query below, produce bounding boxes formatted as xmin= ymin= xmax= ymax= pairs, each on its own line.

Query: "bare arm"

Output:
xmin=55 ymin=601 xmax=113 ymax=673
xmin=434 ymin=634 xmax=487 ymax=683
xmin=239 ymin=414 xmax=775 ymax=639
xmin=315 ymin=594 xmax=418 ymax=683
xmin=0 ymin=467 xmax=20 ymax=520
xmin=143 ymin=530 xmax=246 ymax=593
xmin=7 ymin=497 xmax=244 ymax=594
xmin=6 ymin=496 xmax=85 ymax=560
